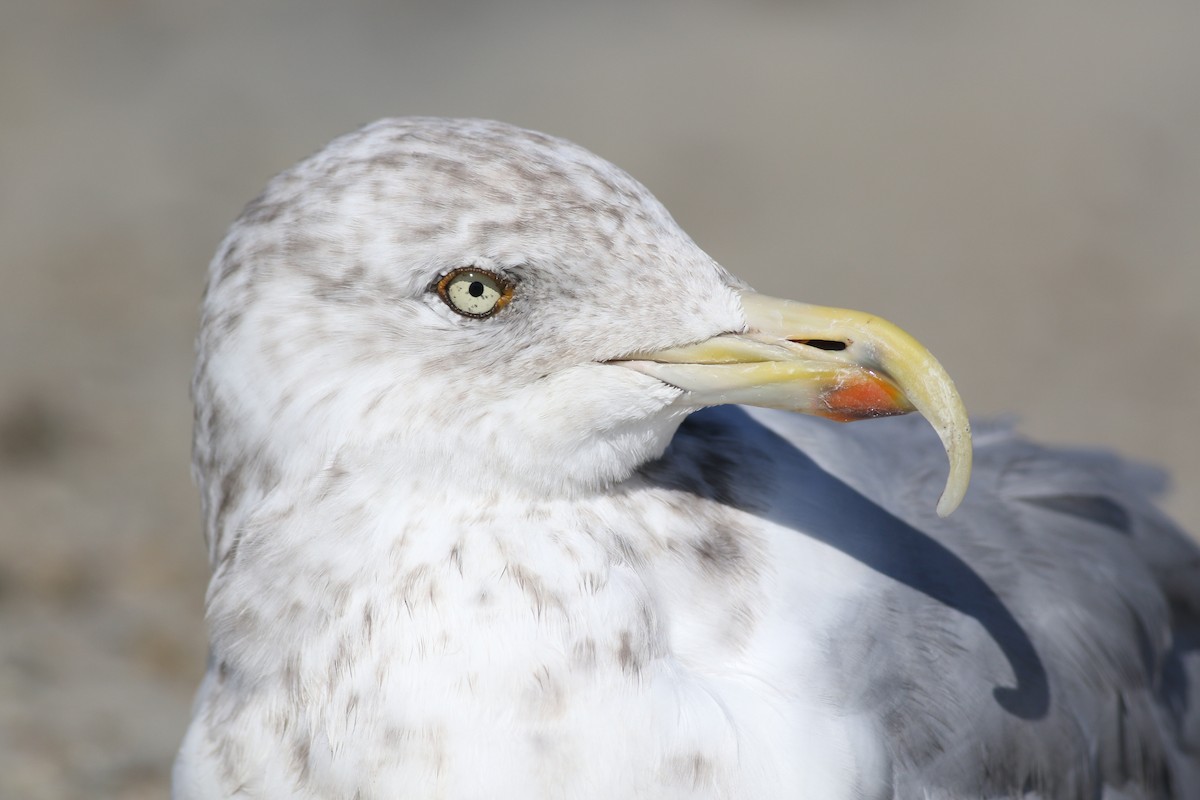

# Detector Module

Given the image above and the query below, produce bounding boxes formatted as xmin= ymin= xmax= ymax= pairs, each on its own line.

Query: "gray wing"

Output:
xmin=658 ymin=406 xmax=1200 ymax=799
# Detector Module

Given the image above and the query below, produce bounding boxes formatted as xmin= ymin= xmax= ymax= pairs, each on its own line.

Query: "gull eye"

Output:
xmin=436 ymin=268 xmax=514 ymax=318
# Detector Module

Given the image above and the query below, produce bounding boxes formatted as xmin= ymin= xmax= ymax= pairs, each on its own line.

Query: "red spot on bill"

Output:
xmin=819 ymin=373 xmax=911 ymax=422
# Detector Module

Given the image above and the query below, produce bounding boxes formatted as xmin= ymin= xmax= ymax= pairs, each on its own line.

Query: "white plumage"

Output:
xmin=176 ymin=118 xmax=1200 ymax=799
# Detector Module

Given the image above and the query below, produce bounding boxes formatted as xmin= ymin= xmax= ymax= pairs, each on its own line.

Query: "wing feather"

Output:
xmin=678 ymin=407 xmax=1200 ymax=798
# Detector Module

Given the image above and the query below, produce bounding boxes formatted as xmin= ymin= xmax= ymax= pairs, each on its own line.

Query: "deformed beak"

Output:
xmin=615 ymin=291 xmax=972 ymax=516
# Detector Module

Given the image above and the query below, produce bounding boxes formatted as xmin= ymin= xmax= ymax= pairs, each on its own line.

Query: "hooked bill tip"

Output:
xmin=934 ymin=422 xmax=972 ymax=517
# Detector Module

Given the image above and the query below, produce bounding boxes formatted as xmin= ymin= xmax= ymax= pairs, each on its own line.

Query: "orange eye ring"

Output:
xmin=435 ymin=267 xmax=515 ymax=318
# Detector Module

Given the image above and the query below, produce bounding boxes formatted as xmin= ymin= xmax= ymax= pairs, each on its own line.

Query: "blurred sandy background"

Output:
xmin=1 ymin=0 xmax=1198 ymax=796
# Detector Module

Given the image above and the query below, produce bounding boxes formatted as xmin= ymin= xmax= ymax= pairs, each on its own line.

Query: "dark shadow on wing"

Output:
xmin=650 ymin=407 xmax=1050 ymax=720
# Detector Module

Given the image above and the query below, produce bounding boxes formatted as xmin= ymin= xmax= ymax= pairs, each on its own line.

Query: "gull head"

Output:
xmin=193 ymin=117 xmax=970 ymax=555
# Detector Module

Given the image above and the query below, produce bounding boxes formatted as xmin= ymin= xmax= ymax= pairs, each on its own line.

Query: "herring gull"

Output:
xmin=175 ymin=117 xmax=1200 ymax=799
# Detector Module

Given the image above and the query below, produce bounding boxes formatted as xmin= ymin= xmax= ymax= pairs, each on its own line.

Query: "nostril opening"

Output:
xmin=792 ymin=339 xmax=847 ymax=352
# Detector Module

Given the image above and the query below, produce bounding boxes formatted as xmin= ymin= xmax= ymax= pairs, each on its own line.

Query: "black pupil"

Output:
xmin=468 ymin=281 xmax=485 ymax=298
